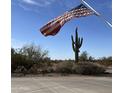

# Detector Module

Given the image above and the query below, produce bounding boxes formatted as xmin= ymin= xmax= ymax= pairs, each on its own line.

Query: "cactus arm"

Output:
xmin=71 ymin=35 xmax=75 ymax=52
xmin=79 ymin=37 xmax=83 ymax=47
xmin=80 ymin=37 xmax=83 ymax=46
xmin=72 ymin=42 xmax=75 ymax=52
xmin=71 ymin=35 xmax=74 ymax=44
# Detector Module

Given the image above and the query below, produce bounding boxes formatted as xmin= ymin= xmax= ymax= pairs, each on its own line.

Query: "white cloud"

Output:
xmin=22 ymin=0 xmax=36 ymax=5
xmin=19 ymin=0 xmax=55 ymax=7
xmin=18 ymin=3 xmax=31 ymax=11
xmin=13 ymin=0 xmax=56 ymax=13
xmin=22 ymin=0 xmax=42 ymax=7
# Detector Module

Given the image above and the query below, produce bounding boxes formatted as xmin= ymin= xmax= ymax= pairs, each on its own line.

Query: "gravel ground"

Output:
xmin=12 ymin=76 xmax=112 ymax=93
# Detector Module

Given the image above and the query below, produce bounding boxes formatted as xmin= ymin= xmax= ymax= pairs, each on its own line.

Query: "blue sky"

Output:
xmin=11 ymin=0 xmax=112 ymax=60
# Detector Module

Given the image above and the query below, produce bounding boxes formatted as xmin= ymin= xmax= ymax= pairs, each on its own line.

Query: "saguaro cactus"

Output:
xmin=71 ymin=27 xmax=83 ymax=63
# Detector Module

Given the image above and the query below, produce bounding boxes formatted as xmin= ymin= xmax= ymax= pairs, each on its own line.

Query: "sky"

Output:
xmin=11 ymin=0 xmax=112 ymax=60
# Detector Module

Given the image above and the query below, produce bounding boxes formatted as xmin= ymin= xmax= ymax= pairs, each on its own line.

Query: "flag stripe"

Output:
xmin=44 ymin=21 xmax=61 ymax=36
xmin=40 ymin=15 xmax=65 ymax=33
xmin=45 ymin=25 xmax=61 ymax=36
xmin=40 ymin=4 xmax=94 ymax=36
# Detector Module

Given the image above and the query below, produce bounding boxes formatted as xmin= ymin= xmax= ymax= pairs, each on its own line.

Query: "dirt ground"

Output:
xmin=12 ymin=76 xmax=112 ymax=93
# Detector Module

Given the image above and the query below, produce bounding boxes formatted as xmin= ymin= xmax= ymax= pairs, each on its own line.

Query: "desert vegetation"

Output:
xmin=11 ymin=43 xmax=112 ymax=76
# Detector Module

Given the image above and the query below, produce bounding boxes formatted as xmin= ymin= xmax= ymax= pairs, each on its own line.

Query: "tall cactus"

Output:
xmin=71 ymin=27 xmax=83 ymax=63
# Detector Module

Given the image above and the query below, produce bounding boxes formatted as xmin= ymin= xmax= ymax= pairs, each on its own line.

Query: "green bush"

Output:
xmin=11 ymin=44 xmax=49 ymax=73
xmin=11 ymin=54 xmax=33 ymax=73
xmin=73 ymin=62 xmax=105 ymax=75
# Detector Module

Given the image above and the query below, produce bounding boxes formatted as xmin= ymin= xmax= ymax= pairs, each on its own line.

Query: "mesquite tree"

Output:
xmin=71 ymin=27 xmax=83 ymax=63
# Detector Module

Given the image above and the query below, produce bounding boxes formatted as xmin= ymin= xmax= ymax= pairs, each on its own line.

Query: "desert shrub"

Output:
xmin=28 ymin=63 xmax=45 ymax=74
xmin=46 ymin=67 xmax=54 ymax=73
xmin=28 ymin=63 xmax=54 ymax=74
xmin=28 ymin=64 xmax=38 ymax=74
xmin=96 ymin=61 xmax=112 ymax=67
xmin=79 ymin=51 xmax=88 ymax=61
xmin=96 ymin=56 xmax=112 ymax=67
xmin=11 ymin=53 xmax=34 ymax=72
xmin=14 ymin=66 xmax=27 ymax=73
xmin=40 ymin=63 xmax=54 ymax=74
xmin=55 ymin=62 xmax=73 ymax=74
xmin=19 ymin=43 xmax=49 ymax=62
xmin=14 ymin=66 xmax=27 ymax=76
xmin=11 ymin=44 xmax=49 ymax=73
xmin=73 ymin=62 xmax=105 ymax=75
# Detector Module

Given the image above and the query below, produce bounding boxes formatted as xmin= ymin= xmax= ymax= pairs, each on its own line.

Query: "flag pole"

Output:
xmin=80 ymin=0 xmax=112 ymax=28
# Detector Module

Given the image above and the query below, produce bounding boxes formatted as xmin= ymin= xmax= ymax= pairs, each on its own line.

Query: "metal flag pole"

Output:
xmin=80 ymin=0 xmax=112 ymax=28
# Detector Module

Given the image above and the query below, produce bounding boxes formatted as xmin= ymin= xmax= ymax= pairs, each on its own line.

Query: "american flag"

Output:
xmin=40 ymin=4 xmax=94 ymax=36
